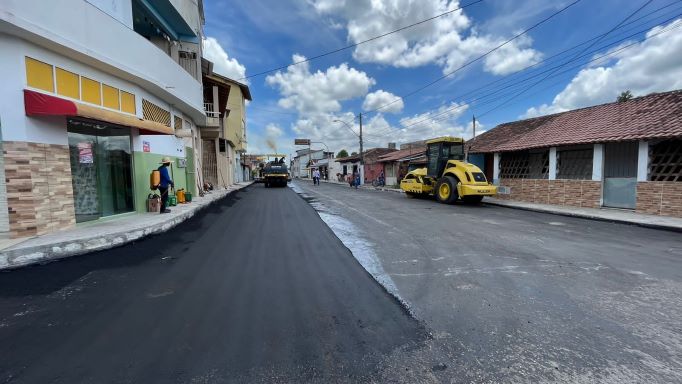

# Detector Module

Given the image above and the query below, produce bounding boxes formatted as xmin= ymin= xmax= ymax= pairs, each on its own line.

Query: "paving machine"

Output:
xmin=263 ymin=157 xmax=289 ymax=188
xmin=400 ymin=137 xmax=496 ymax=203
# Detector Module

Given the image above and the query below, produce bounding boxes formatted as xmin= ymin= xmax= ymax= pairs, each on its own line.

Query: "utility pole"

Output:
xmin=472 ymin=115 xmax=476 ymax=138
xmin=359 ymin=113 xmax=364 ymax=184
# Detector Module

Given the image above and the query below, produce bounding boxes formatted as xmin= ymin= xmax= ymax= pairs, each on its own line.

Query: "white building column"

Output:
xmin=637 ymin=140 xmax=649 ymax=182
xmin=592 ymin=144 xmax=604 ymax=181
xmin=493 ymin=152 xmax=500 ymax=184
xmin=548 ymin=147 xmax=557 ymax=180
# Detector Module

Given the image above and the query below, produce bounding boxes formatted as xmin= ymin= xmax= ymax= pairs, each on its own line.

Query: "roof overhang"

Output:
xmin=24 ymin=89 xmax=174 ymax=135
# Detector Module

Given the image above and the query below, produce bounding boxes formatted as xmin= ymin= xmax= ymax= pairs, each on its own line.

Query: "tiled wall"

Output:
xmin=3 ymin=141 xmax=76 ymax=238
xmin=0 ymin=140 xmax=8 ymax=235
xmin=498 ymin=178 xmax=602 ymax=208
xmin=636 ymin=182 xmax=682 ymax=217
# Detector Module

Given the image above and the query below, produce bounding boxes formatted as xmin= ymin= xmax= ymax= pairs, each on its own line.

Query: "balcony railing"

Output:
xmin=204 ymin=103 xmax=221 ymax=127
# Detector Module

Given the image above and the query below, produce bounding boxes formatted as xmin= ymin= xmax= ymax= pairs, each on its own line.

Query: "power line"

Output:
xmin=364 ymin=5 xmax=682 ymax=139
xmin=238 ymin=0 xmax=485 ymax=80
xmin=363 ymin=0 xmax=585 ymax=115
xmin=364 ymin=16 xmax=682 ymax=139
xmin=476 ymin=0 xmax=655 ymax=118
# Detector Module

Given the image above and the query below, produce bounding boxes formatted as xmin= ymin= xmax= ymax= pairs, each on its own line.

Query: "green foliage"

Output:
xmin=351 ymin=151 xmax=358 ymax=156
xmin=617 ymin=90 xmax=634 ymax=102
xmin=336 ymin=149 xmax=349 ymax=158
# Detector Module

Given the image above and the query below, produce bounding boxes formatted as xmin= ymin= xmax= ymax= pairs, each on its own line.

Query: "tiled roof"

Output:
xmin=336 ymin=148 xmax=396 ymax=162
xmin=377 ymin=147 xmax=426 ymax=162
xmin=468 ymin=90 xmax=682 ymax=153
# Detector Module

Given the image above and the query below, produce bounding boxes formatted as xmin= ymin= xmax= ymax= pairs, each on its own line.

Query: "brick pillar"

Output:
xmin=3 ymin=141 xmax=76 ymax=238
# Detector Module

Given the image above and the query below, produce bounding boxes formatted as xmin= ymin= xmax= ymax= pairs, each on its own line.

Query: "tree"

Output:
xmin=336 ymin=149 xmax=349 ymax=158
xmin=351 ymin=151 xmax=358 ymax=156
xmin=617 ymin=90 xmax=633 ymax=102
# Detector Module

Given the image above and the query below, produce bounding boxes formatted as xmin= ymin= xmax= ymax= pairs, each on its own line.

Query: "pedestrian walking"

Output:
xmin=348 ymin=173 xmax=354 ymax=188
xmin=313 ymin=169 xmax=320 ymax=185
xmin=158 ymin=157 xmax=174 ymax=214
xmin=354 ymin=172 xmax=360 ymax=189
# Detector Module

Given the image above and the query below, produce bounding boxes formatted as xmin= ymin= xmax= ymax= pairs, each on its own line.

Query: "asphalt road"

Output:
xmin=295 ymin=180 xmax=682 ymax=383
xmin=0 ymin=185 xmax=426 ymax=383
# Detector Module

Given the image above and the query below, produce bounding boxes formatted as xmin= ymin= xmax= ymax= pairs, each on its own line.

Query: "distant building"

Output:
xmin=335 ymin=148 xmax=397 ymax=184
xmin=467 ymin=90 xmax=682 ymax=217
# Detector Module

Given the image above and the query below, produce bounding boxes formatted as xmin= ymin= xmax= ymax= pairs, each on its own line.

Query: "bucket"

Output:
xmin=185 ymin=191 xmax=192 ymax=202
xmin=176 ymin=189 xmax=185 ymax=204
xmin=168 ymin=194 xmax=177 ymax=206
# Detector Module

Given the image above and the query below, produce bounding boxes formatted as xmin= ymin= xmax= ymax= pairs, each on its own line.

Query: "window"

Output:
xmin=557 ymin=147 xmax=593 ymax=180
xmin=121 ymin=91 xmax=136 ymax=114
xmin=102 ymin=84 xmax=120 ymax=110
xmin=56 ymin=68 xmax=79 ymax=99
xmin=649 ymin=139 xmax=682 ymax=181
xmin=25 ymin=57 xmax=54 ymax=92
xmin=81 ymin=77 xmax=102 ymax=105
xmin=500 ymin=150 xmax=549 ymax=179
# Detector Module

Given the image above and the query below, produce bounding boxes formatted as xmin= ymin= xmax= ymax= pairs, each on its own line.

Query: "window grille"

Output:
xmin=499 ymin=151 xmax=529 ymax=179
xmin=649 ymin=139 xmax=682 ymax=181
xmin=557 ymin=148 xmax=593 ymax=179
xmin=142 ymin=99 xmax=171 ymax=127
xmin=500 ymin=150 xmax=549 ymax=179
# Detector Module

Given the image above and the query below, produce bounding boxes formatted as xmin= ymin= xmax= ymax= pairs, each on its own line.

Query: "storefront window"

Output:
xmin=67 ymin=118 xmax=134 ymax=222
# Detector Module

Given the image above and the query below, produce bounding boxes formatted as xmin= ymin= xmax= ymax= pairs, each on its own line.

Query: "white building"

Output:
xmin=0 ymin=0 xmax=205 ymax=239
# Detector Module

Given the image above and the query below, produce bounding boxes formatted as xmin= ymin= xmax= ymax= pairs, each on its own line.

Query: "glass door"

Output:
xmin=68 ymin=119 xmax=134 ymax=223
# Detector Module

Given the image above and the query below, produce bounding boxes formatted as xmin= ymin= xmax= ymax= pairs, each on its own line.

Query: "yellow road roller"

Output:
xmin=400 ymin=137 xmax=496 ymax=204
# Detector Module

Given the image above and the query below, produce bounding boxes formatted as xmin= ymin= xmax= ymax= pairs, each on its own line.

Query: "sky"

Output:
xmin=201 ymin=0 xmax=682 ymax=158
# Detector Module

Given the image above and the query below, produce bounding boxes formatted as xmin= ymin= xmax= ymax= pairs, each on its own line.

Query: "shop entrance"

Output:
xmin=67 ymin=118 xmax=134 ymax=223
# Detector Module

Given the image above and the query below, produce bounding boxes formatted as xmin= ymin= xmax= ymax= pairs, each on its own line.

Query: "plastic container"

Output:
xmin=176 ymin=189 xmax=185 ymax=204
xmin=168 ymin=194 xmax=177 ymax=206
xmin=185 ymin=191 xmax=192 ymax=202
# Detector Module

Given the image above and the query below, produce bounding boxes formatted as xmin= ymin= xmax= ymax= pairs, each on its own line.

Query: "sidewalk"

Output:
xmin=296 ymin=179 xmax=682 ymax=232
xmin=485 ymin=198 xmax=682 ymax=232
xmin=0 ymin=182 xmax=252 ymax=270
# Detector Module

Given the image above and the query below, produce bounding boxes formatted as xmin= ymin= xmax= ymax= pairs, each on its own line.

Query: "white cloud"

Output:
xmin=524 ymin=19 xmax=682 ymax=118
xmin=266 ymin=54 xmax=375 ymax=116
xmin=362 ymin=90 xmax=404 ymax=113
xmin=360 ymin=102 xmax=477 ymax=148
xmin=202 ymin=37 xmax=247 ymax=80
xmin=310 ymin=0 xmax=542 ymax=76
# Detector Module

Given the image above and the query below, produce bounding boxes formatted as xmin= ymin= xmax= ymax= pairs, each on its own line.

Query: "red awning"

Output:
xmin=23 ymin=89 xmax=174 ymax=135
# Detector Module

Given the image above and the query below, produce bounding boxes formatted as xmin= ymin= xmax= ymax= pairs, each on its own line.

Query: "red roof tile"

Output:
xmin=377 ymin=146 xmax=426 ymax=162
xmin=468 ymin=90 xmax=682 ymax=153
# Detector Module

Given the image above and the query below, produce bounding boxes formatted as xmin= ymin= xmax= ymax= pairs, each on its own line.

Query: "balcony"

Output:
xmin=204 ymin=103 xmax=221 ymax=127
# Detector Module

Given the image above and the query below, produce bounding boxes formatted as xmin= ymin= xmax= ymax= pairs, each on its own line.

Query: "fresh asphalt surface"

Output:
xmin=0 ymin=184 xmax=426 ymax=383
xmin=295 ymin=180 xmax=682 ymax=383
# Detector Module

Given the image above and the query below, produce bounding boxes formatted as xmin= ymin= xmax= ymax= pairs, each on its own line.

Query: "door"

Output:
xmin=603 ymin=142 xmax=638 ymax=209
xmin=202 ymin=139 xmax=218 ymax=186
xmin=68 ymin=119 xmax=134 ymax=223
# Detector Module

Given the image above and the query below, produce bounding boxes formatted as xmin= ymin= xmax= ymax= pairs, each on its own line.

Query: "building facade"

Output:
xmin=0 ymin=0 xmax=205 ymax=238
xmin=198 ymin=60 xmax=251 ymax=189
xmin=468 ymin=90 xmax=682 ymax=217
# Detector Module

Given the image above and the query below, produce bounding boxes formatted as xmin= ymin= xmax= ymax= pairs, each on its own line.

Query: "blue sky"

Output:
xmin=201 ymin=0 xmax=682 ymax=157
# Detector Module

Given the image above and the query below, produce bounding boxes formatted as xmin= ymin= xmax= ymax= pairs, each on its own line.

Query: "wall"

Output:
xmin=636 ymin=182 xmax=682 ymax=217
xmin=497 ymin=179 xmax=601 ymax=209
xmin=132 ymin=151 xmax=188 ymax=213
xmin=364 ymin=163 xmax=383 ymax=183
xmin=0 ymin=131 xmax=8 ymax=235
xmin=224 ymin=85 xmax=245 ymax=151
xmin=1 ymin=0 xmax=204 ymax=121
xmin=3 ymin=141 xmax=76 ymax=238
xmin=86 ymin=0 xmax=133 ymax=28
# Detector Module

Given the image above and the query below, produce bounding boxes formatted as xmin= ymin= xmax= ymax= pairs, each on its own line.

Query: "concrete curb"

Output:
xmin=0 ymin=183 xmax=252 ymax=270
xmin=484 ymin=200 xmax=682 ymax=233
